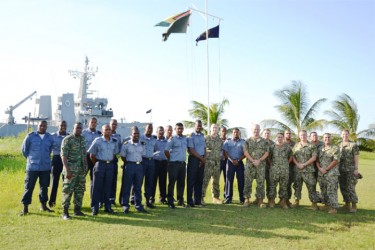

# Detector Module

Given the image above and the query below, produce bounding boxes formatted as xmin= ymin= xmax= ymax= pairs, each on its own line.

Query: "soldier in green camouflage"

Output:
xmin=262 ymin=129 xmax=275 ymax=205
xmin=243 ymin=124 xmax=269 ymax=208
xmin=339 ymin=129 xmax=360 ymax=213
xmin=268 ymin=133 xmax=293 ymax=209
xmin=310 ymin=132 xmax=324 ymax=203
xmin=292 ymin=130 xmax=319 ymax=210
xmin=316 ymin=133 xmax=340 ymax=214
xmin=61 ymin=122 xmax=88 ymax=220
xmin=202 ymin=124 xmax=223 ymax=205
xmin=284 ymin=129 xmax=296 ymax=207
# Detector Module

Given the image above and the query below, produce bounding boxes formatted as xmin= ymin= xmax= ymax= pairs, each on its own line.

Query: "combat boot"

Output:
xmin=292 ymin=199 xmax=299 ymax=208
xmin=311 ymin=202 xmax=319 ymax=211
xmin=20 ymin=205 xmax=28 ymax=216
xmin=40 ymin=202 xmax=54 ymax=212
xmin=328 ymin=207 xmax=337 ymax=214
xmin=62 ymin=208 xmax=72 ymax=220
xmin=342 ymin=202 xmax=351 ymax=211
xmin=286 ymin=199 xmax=292 ymax=207
xmin=258 ymin=199 xmax=266 ymax=208
xmin=280 ymin=199 xmax=288 ymax=209
xmin=350 ymin=203 xmax=357 ymax=213
xmin=242 ymin=198 xmax=250 ymax=207
xmin=74 ymin=205 xmax=86 ymax=216
xmin=268 ymin=198 xmax=275 ymax=208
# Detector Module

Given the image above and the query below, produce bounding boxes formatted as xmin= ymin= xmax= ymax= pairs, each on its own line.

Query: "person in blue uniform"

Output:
xmin=140 ymin=123 xmax=157 ymax=208
xmin=220 ymin=126 xmax=228 ymax=199
xmin=82 ymin=117 xmax=102 ymax=187
xmin=49 ymin=120 xmax=69 ymax=208
xmin=109 ymin=118 xmax=122 ymax=205
xmin=187 ymin=120 xmax=206 ymax=207
xmin=20 ymin=120 xmax=55 ymax=215
xmin=222 ymin=128 xmax=245 ymax=204
xmin=164 ymin=123 xmax=188 ymax=208
xmin=120 ymin=126 xmax=147 ymax=213
xmin=152 ymin=126 xmax=168 ymax=204
xmin=88 ymin=124 xmax=119 ymax=215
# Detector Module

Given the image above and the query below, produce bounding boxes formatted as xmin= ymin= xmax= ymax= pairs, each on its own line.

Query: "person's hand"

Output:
xmin=66 ymin=169 xmax=73 ymax=179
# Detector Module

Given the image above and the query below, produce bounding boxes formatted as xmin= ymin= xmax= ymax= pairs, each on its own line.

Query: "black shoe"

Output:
xmin=62 ymin=208 xmax=72 ymax=220
xmin=123 ymin=206 xmax=130 ymax=214
xmin=223 ymin=200 xmax=232 ymax=204
xmin=146 ymin=203 xmax=156 ymax=209
xmin=104 ymin=208 xmax=116 ymax=214
xmin=40 ymin=202 xmax=54 ymax=212
xmin=20 ymin=205 xmax=28 ymax=216
xmin=48 ymin=201 xmax=55 ymax=208
xmin=186 ymin=203 xmax=195 ymax=208
xmin=168 ymin=203 xmax=176 ymax=209
xmin=74 ymin=206 xmax=86 ymax=216
xmin=137 ymin=208 xmax=148 ymax=213
xmin=92 ymin=210 xmax=98 ymax=216
xmin=177 ymin=201 xmax=186 ymax=207
xmin=130 ymin=200 xmax=135 ymax=205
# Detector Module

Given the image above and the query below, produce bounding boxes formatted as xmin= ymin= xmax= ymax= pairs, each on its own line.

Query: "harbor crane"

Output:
xmin=5 ymin=91 xmax=37 ymax=124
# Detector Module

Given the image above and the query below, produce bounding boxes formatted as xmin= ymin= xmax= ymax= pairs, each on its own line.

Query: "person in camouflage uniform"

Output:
xmin=292 ymin=130 xmax=319 ymax=210
xmin=268 ymin=133 xmax=293 ymax=209
xmin=202 ymin=124 xmax=223 ymax=205
xmin=284 ymin=130 xmax=296 ymax=207
xmin=339 ymin=129 xmax=360 ymax=213
xmin=61 ymin=122 xmax=88 ymax=220
xmin=310 ymin=132 xmax=324 ymax=203
xmin=316 ymin=133 xmax=340 ymax=214
xmin=243 ymin=124 xmax=269 ymax=208
xmin=262 ymin=129 xmax=275 ymax=203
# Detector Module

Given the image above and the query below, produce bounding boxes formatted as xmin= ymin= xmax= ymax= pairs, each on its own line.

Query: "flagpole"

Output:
xmin=205 ymin=0 xmax=210 ymax=134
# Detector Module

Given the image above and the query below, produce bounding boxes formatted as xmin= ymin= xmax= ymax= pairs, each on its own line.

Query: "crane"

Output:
xmin=5 ymin=91 xmax=37 ymax=124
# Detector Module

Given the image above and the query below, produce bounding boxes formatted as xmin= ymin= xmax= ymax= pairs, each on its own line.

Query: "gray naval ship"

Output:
xmin=0 ymin=57 xmax=146 ymax=138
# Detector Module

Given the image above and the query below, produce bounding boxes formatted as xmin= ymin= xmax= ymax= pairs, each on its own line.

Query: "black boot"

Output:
xmin=40 ymin=202 xmax=54 ymax=212
xmin=74 ymin=205 xmax=85 ymax=216
xmin=20 ymin=205 xmax=28 ymax=216
xmin=62 ymin=207 xmax=72 ymax=220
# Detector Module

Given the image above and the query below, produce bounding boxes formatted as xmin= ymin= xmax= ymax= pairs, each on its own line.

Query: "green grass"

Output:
xmin=0 ymin=136 xmax=374 ymax=249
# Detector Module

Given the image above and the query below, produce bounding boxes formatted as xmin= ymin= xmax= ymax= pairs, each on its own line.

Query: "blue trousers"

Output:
xmin=167 ymin=161 xmax=186 ymax=204
xmin=49 ymin=155 xmax=64 ymax=205
xmin=21 ymin=170 xmax=51 ymax=205
xmin=220 ymin=159 xmax=228 ymax=198
xmin=121 ymin=162 xmax=144 ymax=209
xmin=225 ymin=160 xmax=244 ymax=202
xmin=109 ymin=157 xmax=119 ymax=201
xmin=142 ymin=158 xmax=155 ymax=203
xmin=91 ymin=161 xmax=114 ymax=211
xmin=187 ymin=155 xmax=204 ymax=205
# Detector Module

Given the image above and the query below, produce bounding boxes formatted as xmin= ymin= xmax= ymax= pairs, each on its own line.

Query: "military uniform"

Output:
xmin=339 ymin=141 xmax=359 ymax=204
xmin=109 ymin=132 xmax=122 ymax=204
xmin=202 ymin=134 xmax=223 ymax=200
xmin=21 ymin=131 xmax=54 ymax=206
xmin=120 ymin=140 xmax=146 ymax=212
xmin=88 ymin=136 xmax=119 ymax=214
xmin=61 ymin=134 xmax=87 ymax=210
xmin=243 ymin=137 xmax=269 ymax=200
xmin=187 ymin=132 xmax=206 ymax=206
xmin=285 ymin=140 xmax=296 ymax=201
xmin=317 ymin=144 xmax=340 ymax=209
xmin=269 ymin=143 xmax=292 ymax=200
xmin=152 ymin=136 xmax=168 ymax=204
xmin=220 ymin=137 xmax=228 ymax=198
xmin=223 ymin=138 xmax=245 ymax=203
xmin=140 ymin=134 xmax=157 ymax=206
xmin=49 ymin=130 xmax=69 ymax=207
xmin=82 ymin=128 xmax=102 ymax=184
xmin=264 ymin=139 xmax=275 ymax=199
xmin=165 ymin=135 xmax=188 ymax=206
xmin=292 ymin=142 xmax=319 ymax=203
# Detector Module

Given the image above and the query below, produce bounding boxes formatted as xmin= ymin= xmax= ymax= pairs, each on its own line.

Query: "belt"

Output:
xmin=128 ymin=161 xmax=142 ymax=165
xmin=170 ymin=161 xmax=185 ymax=164
xmin=142 ymin=157 xmax=153 ymax=161
xmin=97 ymin=160 xmax=113 ymax=164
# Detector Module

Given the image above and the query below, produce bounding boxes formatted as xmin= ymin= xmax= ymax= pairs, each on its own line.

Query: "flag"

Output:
xmin=195 ymin=25 xmax=220 ymax=45
xmin=155 ymin=10 xmax=191 ymax=41
xmin=146 ymin=109 xmax=152 ymax=114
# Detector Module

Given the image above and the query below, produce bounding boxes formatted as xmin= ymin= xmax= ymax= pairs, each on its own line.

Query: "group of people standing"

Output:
xmin=19 ymin=118 xmax=360 ymax=219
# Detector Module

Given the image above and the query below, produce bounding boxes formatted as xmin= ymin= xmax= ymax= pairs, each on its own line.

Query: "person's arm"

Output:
xmin=62 ymin=155 xmax=72 ymax=179
xmin=354 ymin=154 xmax=359 ymax=176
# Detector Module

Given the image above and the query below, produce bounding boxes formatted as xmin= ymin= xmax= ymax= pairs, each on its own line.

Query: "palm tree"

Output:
xmin=260 ymin=81 xmax=327 ymax=137
xmin=325 ymin=93 xmax=375 ymax=150
xmin=183 ymin=98 xmax=230 ymax=134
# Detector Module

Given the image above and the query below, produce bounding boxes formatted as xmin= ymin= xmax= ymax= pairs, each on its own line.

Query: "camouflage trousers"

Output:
xmin=244 ymin=162 xmax=266 ymax=199
xmin=339 ymin=171 xmax=358 ymax=203
xmin=293 ymin=171 xmax=319 ymax=202
xmin=202 ymin=159 xmax=221 ymax=199
xmin=62 ymin=168 xmax=86 ymax=209
xmin=269 ymin=170 xmax=289 ymax=199
xmin=318 ymin=174 xmax=339 ymax=209
xmin=287 ymin=164 xmax=295 ymax=200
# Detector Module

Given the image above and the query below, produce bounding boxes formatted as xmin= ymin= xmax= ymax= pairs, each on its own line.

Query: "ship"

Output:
xmin=0 ymin=57 xmax=146 ymax=138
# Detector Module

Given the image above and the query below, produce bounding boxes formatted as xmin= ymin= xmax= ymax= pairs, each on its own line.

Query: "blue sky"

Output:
xmin=0 ymin=0 xmax=374 ymax=134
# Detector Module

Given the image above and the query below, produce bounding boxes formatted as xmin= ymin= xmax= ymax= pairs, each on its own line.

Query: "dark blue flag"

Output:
xmin=146 ymin=109 xmax=152 ymax=114
xmin=195 ymin=25 xmax=220 ymax=46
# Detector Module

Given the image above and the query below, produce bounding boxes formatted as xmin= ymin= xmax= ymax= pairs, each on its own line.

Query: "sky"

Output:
xmin=0 ymin=0 xmax=374 ymax=135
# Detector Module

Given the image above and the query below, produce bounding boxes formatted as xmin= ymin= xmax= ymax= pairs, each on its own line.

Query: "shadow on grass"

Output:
xmin=30 ymin=202 xmax=375 ymax=240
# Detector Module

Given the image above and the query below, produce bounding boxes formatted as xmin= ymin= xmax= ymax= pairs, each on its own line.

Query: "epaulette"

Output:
xmin=112 ymin=137 xmax=118 ymax=142
xmin=98 ymin=131 xmax=102 ymax=135
xmin=152 ymin=135 xmax=157 ymax=139
xmin=141 ymin=141 xmax=146 ymax=145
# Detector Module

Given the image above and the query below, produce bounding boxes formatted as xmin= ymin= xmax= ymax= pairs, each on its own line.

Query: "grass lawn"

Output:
xmin=0 ymin=136 xmax=374 ymax=249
